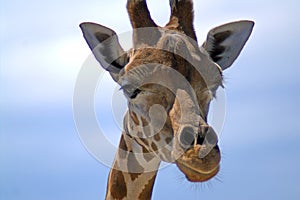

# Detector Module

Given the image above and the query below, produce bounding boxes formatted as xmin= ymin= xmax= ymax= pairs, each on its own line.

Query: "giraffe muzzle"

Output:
xmin=175 ymin=124 xmax=221 ymax=182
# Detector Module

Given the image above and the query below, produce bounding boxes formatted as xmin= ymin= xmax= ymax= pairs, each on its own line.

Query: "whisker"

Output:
xmin=214 ymin=175 xmax=224 ymax=184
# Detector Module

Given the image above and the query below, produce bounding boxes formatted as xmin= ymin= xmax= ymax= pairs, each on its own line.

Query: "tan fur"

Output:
xmin=80 ymin=1 xmax=254 ymax=199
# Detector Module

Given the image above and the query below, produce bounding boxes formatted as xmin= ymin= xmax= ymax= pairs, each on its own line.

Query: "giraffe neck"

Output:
xmin=105 ymin=131 xmax=161 ymax=200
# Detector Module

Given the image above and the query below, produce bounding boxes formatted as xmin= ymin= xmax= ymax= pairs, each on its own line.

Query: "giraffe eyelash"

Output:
xmin=129 ymin=88 xmax=142 ymax=99
xmin=120 ymin=85 xmax=143 ymax=99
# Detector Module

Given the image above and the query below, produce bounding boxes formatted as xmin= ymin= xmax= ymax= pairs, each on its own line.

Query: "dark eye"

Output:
xmin=121 ymin=85 xmax=142 ymax=99
xmin=129 ymin=88 xmax=142 ymax=99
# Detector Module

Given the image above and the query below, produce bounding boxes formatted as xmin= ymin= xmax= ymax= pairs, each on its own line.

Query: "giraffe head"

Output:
xmin=80 ymin=0 xmax=254 ymax=183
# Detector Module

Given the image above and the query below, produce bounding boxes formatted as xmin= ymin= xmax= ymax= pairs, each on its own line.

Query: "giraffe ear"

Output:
xmin=80 ymin=22 xmax=129 ymax=74
xmin=202 ymin=20 xmax=254 ymax=70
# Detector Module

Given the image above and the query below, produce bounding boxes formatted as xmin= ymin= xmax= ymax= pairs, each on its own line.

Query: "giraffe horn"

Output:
xmin=167 ymin=0 xmax=197 ymax=41
xmin=127 ymin=0 xmax=161 ymax=47
xmin=127 ymin=0 xmax=157 ymax=28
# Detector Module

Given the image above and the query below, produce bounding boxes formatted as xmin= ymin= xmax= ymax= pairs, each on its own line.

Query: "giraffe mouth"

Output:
xmin=175 ymin=145 xmax=221 ymax=182
xmin=176 ymin=160 xmax=220 ymax=182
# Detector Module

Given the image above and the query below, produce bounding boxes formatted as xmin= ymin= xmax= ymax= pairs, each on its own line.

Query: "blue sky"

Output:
xmin=1 ymin=0 xmax=300 ymax=199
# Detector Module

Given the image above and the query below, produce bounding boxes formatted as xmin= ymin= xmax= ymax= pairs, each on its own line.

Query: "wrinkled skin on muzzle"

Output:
xmin=169 ymin=89 xmax=221 ymax=182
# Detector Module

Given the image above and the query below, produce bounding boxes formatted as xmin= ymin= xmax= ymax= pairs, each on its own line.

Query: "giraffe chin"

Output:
xmin=176 ymin=161 xmax=220 ymax=182
xmin=175 ymin=145 xmax=221 ymax=182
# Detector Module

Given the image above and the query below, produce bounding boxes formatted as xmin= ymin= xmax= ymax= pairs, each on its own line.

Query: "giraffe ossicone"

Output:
xmin=76 ymin=0 xmax=254 ymax=199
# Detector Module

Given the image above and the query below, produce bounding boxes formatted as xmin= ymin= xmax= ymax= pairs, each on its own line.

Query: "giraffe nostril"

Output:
xmin=198 ymin=125 xmax=219 ymax=146
xmin=179 ymin=126 xmax=195 ymax=148
xmin=196 ymin=134 xmax=205 ymax=145
xmin=206 ymin=127 xmax=218 ymax=146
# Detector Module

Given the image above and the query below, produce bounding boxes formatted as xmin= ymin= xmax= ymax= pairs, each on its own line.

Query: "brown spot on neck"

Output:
xmin=129 ymin=172 xmax=142 ymax=182
xmin=119 ymin=135 xmax=129 ymax=159
xmin=130 ymin=111 xmax=140 ymax=125
xmin=141 ymin=117 xmax=149 ymax=127
xmin=151 ymin=142 xmax=158 ymax=152
xmin=154 ymin=133 xmax=161 ymax=141
xmin=108 ymin=169 xmax=127 ymax=199
xmin=140 ymin=138 xmax=149 ymax=146
xmin=165 ymin=137 xmax=172 ymax=144
xmin=142 ymin=145 xmax=154 ymax=162
xmin=138 ymin=174 xmax=156 ymax=199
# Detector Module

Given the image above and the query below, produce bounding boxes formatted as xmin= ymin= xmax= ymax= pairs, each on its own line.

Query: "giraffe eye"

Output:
xmin=129 ymin=88 xmax=142 ymax=99
xmin=121 ymin=85 xmax=142 ymax=99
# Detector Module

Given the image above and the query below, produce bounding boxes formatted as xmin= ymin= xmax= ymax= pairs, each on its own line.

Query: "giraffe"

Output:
xmin=79 ymin=0 xmax=254 ymax=199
